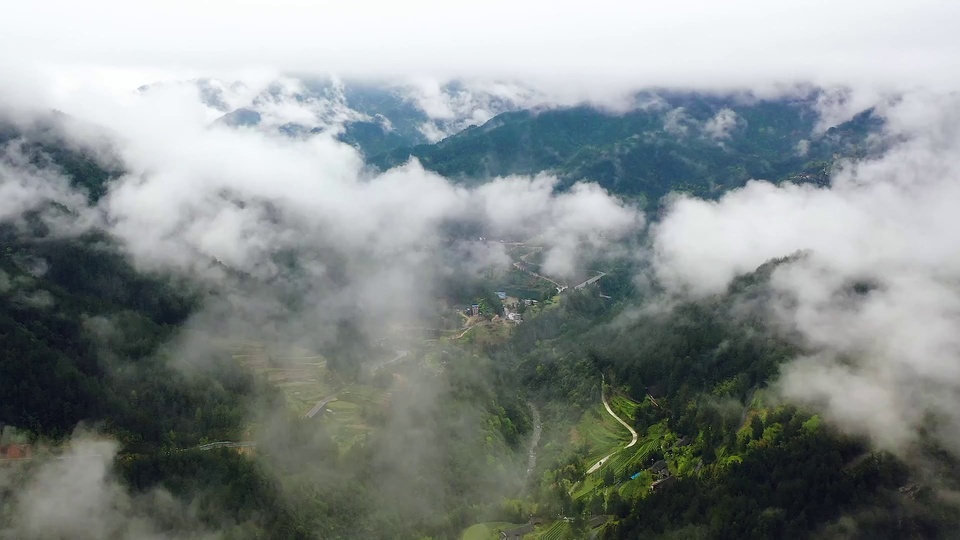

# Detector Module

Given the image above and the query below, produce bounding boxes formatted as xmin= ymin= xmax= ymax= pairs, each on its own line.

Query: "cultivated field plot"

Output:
xmin=229 ymin=341 xmax=394 ymax=452
xmin=571 ymin=393 xmax=665 ymax=499
xmin=573 ymin=406 xmax=629 ymax=466
xmin=537 ymin=520 xmax=570 ymax=540
xmin=609 ymin=394 xmax=639 ymax=421
xmin=573 ymin=392 xmax=640 ymax=466
xmin=230 ymin=343 xmax=339 ymax=416
xmin=319 ymin=384 xmax=390 ymax=452
xmin=460 ymin=521 xmax=526 ymax=540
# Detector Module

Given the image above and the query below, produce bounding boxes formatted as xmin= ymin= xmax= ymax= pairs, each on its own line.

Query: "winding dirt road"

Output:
xmin=452 ymin=324 xmax=476 ymax=340
xmin=587 ymin=383 xmax=638 ymax=474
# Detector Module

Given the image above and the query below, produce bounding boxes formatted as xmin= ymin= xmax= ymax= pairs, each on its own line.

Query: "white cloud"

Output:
xmin=651 ymin=91 xmax=960 ymax=457
xmin=0 ymin=137 xmax=99 ymax=232
xmin=2 ymin=436 xmax=216 ymax=540
xmin=2 ymin=1 xmax=959 ymax=102
xmin=404 ymin=79 xmax=545 ymax=141
xmin=703 ymin=108 xmax=740 ymax=140
xmin=663 ymin=107 xmax=693 ymax=136
xmin=3 ymin=0 xmax=960 ymax=494
xmin=474 ymin=175 xmax=643 ymax=277
xmin=1 ymin=84 xmax=642 ymax=350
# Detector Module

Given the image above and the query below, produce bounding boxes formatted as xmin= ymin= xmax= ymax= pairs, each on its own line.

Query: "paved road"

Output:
xmin=513 ymin=261 xmax=566 ymax=292
xmin=373 ymin=350 xmax=410 ymax=369
xmin=514 ymin=248 xmax=568 ymax=292
xmin=198 ymin=441 xmax=257 ymax=450
xmin=513 ymin=251 xmax=608 ymax=295
xmin=587 ymin=381 xmax=638 ymax=474
xmin=573 ymin=272 xmax=607 ymax=290
xmin=304 ymin=393 xmax=339 ymax=419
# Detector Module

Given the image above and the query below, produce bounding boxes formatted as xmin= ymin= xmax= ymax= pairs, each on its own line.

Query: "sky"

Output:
xmin=3 ymin=0 xmax=960 ymax=97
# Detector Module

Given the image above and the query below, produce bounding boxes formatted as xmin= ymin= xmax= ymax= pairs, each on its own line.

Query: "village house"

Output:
xmin=651 ymin=475 xmax=677 ymax=493
xmin=650 ymin=459 xmax=669 ymax=478
xmin=0 ymin=443 xmax=32 ymax=460
xmin=499 ymin=523 xmax=533 ymax=540
xmin=498 ymin=518 xmax=545 ymax=540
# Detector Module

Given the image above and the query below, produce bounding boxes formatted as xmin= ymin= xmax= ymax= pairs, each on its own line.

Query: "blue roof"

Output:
xmin=630 ymin=472 xmax=642 ymax=480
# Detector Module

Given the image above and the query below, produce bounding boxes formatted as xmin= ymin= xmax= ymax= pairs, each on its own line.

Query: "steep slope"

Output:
xmin=371 ymin=93 xmax=880 ymax=206
xmin=502 ymin=258 xmax=959 ymax=539
xmin=0 ymin=118 xmax=538 ymax=540
xmin=0 ymin=114 xmax=122 ymax=202
xmin=176 ymin=77 xmax=536 ymax=157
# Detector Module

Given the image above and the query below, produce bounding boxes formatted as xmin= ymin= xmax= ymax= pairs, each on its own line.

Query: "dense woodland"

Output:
xmin=490 ymin=257 xmax=960 ymax=539
xmin=370 ymin=94 xmax=880 ymax=209
xmin=2 ymin=99 xmax=956 ymax=540
xmin=0 ymin=134 xmax=533 ymax=538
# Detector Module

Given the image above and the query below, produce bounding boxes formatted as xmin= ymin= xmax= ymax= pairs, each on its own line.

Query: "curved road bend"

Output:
xmin=367 ymin=350 xmax=411 ymax=374
xmin=587 ymin=382 xmax=638 ymax=474
xmin=452 ymin=325 xmax=476 ymax=340
xmin=305 ymin=393 xmax=339 ymax=419
xmin=514 ymin=250 xmax=567 ymax=291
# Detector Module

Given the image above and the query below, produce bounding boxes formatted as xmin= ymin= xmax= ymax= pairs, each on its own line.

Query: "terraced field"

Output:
xmin=230 ymin=342 xmax=389 ymax=451
xmin=537 ymin=520 xmax=570 ymax=540
xmin=460 ymin=522 xmax=527 ymax=540
xmin=573 ymin=392 xmax=641 ymax=467
xmin=609 ymin=394 xmax=639 ymax=421
xmin=609 ymin=435 xmax=660 ymax=476
xmin=573 ymin=406 xmax=630 ymax=466
xmin=319 ymin=385 xmax=391 ymax=451
xmin=570 ymin=392 xmax=666 ymax=499
xmin=230 ymin=344 xmax=338 ymax=415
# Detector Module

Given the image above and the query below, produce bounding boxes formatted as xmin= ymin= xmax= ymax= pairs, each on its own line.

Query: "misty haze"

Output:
xmin=2 ymin=1 xmax=960 ymax=539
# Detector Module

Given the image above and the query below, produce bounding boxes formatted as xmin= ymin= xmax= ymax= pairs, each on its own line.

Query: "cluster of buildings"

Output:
xmin=649 ymin=459 xmax=676 ymax=492
xmin=462 ymin=293 xmax=539 ymax=324
xmin=451 ymin=290 xmax=551 ymax=332
xmin=500 ymin=292 xmax=539 ymax=325
xmin=627 ymin=458 xmax=676 ymax=492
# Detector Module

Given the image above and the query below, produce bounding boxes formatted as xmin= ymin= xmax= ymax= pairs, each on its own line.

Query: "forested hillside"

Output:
xmin=491 ymin=258 xmax=960 ymax=539
xmin=2 ymin=92 xmax=954 ymax=540
xmin=0 ymin=123 xmax=539 ymax=539
xmin=0 ymin=122 xmax=254 ymax=445
xmin=371 ymin=93 xmax=880 ymax=207
xmin=5 ymin=0 xmax=960 ymax=536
